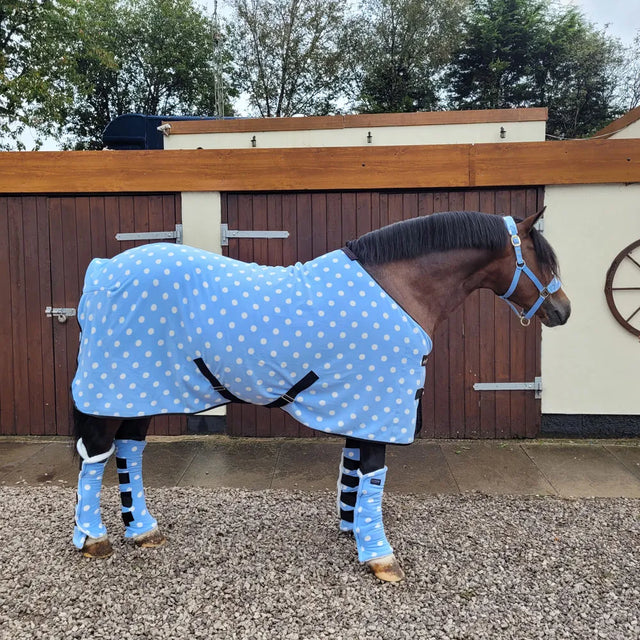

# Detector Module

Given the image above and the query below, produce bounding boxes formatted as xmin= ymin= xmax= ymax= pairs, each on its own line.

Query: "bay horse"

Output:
xmin=71 ymin=210 xmax=570 ymax=582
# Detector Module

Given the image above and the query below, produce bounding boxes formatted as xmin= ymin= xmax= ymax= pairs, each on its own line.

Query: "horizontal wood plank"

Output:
xmin=167 ymin=108 xmax=548 ymax=135
xmin=1 ymin=139 xmax=639 ymax=194
xmin=471 ymin=140 xmax=640 ymax=186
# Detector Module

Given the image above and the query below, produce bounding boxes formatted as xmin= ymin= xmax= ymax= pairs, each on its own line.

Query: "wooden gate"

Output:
xmin=222 ymin=187 xmax=544 ymax=439
xmin=0 ymin=194 xmax=186 ymax=437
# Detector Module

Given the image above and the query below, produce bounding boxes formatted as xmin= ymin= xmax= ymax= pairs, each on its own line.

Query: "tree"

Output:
xmin=227 ymin=0 xmax=349 ymax=117
xmin=0 ymin=0 xmax=75 ymax=149
xmin=621 ymin=33 xmax=640 ymax=110
xmin=350 ymin=0 xmax=469 ymax=113
xmin=445 ymin=0 xmax=624 ymax=138
xmin=58 ymin=0 xmax=234 ymax=149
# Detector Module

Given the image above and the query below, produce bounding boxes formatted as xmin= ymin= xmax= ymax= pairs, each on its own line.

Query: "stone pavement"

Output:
xmin=1 ymin=436 xmax=640 ymax=498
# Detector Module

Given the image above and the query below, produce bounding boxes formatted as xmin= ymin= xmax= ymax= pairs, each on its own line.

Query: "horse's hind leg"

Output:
xmin=73 ymin=408 xmax=119 ymax=558
xmin=114 ymin=419 xmax=165 ymax=548
xmin=345 ymin=438 xmax=405 ymax=583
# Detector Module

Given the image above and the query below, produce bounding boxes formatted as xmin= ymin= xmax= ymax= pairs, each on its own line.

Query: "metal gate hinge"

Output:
xmin=473 ymin=376 xmax=542 ymax=399
xmin=45 ymin=307 xmax=76 ymax=323
xmin=116 ymin=224 xmax=183 ymax=244
xmin=220 ymin=223 xmax=289 ymax=246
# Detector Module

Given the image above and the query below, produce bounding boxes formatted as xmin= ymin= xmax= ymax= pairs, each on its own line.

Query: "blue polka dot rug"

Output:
xmin=73 ymin=243 xmax=432 ymax=444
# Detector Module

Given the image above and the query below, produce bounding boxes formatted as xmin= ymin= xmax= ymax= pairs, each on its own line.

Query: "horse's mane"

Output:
xmin=347 ymin=211 xmax=559 ymax=275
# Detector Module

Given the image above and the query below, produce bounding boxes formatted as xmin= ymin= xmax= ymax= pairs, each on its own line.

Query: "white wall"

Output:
xmin=181 ymin=192 xmax=222 ymax=253
xmin=165 ymin=121 xmax=545 ymax=150
xmin=542 ymin=184 xmax=640 ymax=414
xmin=609 ymin=119 xmax=640 ymax=139
xmin=181 ymin=192 xmax=225 ymax=416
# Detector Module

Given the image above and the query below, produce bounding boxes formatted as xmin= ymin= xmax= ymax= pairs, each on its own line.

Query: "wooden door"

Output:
xmin=0 ymin=194 xmax=186 ymax=436
xmin=222 ymin=187 xmax=544 ymax=439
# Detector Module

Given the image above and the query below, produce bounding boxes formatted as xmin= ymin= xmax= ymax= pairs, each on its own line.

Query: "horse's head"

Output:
xmin=491 ymin=210 xmax=571 ymax=328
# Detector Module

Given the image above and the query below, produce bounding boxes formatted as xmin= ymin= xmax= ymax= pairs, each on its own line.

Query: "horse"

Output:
xmin=70 ymin=210 xmax=570 ymax=582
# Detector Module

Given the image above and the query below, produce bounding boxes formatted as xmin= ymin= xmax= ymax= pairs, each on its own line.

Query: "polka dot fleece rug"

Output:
xmin=73 ymin=243 xmax=431 ymax=444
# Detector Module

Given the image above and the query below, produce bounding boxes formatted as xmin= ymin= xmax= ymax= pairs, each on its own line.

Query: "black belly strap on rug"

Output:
xmin=194 ymin=357 xmax=318 ymax=409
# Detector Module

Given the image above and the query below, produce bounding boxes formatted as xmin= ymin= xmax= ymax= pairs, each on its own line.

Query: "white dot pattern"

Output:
xmin=73 ymin=245 xmax=432 ymax=444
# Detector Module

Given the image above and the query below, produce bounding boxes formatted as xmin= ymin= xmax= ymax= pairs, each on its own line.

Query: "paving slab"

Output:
xmin=604 ymin=445 xmax=640 ymax=482
xmin=271 ymin=441 xmax=343 ymax=490
xmin=385 ymin=442 xmax=459 ymax=494
xmin=441 ymin=441 xmax=556 ymax=496
xmin=0 ymin=442 xmax=78 ymax=486
xmin=0 ymin=442 xmax=48 ymax=483
xmin=138 ymin=441 xmax=202 ymax=487
xmin=524 ymin=444 xmax=640 ymax=498
xmin=178 ymin=438 xmax=280 ymax=489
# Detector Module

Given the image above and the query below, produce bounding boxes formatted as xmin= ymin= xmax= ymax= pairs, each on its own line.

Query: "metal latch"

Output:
xmin=473 ymin=376 xmax=542 ymax=399
xmin=220 ymin=223 xmax=289 ymax=246
xmin=45 ymin=307 xmax=76 ymax=323
xmin=116 ymin=224 xmax=183 ymax=244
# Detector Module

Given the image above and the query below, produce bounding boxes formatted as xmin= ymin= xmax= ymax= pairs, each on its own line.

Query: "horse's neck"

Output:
xmin=365 ymin=249 xmax=497 ymax=336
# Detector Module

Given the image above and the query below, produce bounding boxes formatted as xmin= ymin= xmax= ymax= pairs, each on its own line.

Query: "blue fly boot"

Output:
xmin=336 ymin=447 xmax=360 ymax=532
xmin=115 ymin=439 xmax=165 ymax=547
xmin=73 ymin=438 xmax=115 ymax=557
xmin=353 ymin=466 xmax=405 ymax=582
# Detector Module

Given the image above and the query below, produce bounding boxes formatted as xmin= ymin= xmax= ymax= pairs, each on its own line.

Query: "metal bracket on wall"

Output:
xmin=115 ymin=224 xmax=183 ymax=244
xmin=220 ymin=223 xmax=289 ymax=246
xmin=473 ymin=376 xmax=542 ymax=399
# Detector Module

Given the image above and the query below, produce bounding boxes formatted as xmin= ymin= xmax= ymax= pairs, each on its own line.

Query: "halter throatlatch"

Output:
xmin=500 ymin=216 xmax=562 ymax=326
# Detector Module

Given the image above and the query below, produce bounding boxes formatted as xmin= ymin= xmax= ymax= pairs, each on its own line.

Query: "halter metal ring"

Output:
xmin=520 ymin=316 xmax=531 ymax=327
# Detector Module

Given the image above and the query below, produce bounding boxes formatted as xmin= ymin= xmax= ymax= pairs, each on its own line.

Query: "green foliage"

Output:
xmin=0 ymin=0 xmax=75 ymax=149
xmin=445 ymin=0 xmax=624 ymax=138
xmin=351 ymin=0 xmax=469 ymax=113
xmin=227 ymin=0 xmax=349 ymax=117
xmin=60 ymin=0 xmax=233 ymax=149
xmin=0 ymin=0 xmax=633 ymax=149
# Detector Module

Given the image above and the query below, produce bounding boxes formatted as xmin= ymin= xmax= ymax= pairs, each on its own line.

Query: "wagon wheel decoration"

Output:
xmin=605 ymin=239 xmax=640 ymax=338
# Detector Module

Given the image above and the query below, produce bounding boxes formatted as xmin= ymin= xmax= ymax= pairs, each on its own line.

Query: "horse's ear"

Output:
xmin=519 ymin=207 xmax=546 ymax=235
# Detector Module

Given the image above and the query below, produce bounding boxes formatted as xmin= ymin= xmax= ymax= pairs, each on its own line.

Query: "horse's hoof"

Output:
xmin=366 ymin=554 xmax=405 ymax=582
xmin=81 ymin=535 xmax=113 ymax=559
xmin=133 ymin=528 xmax=166 ymax=548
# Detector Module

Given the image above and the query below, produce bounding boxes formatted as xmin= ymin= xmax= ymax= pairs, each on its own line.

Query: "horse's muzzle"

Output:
xmin=540 ymin=297 xmax=571 ymax=327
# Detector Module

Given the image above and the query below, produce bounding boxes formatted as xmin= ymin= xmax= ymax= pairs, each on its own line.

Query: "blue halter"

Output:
xmin=500 ymin=216 xmax=562 ymax=326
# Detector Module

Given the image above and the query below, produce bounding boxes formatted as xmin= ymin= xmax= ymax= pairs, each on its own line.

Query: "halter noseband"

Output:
xmin=500 ymin=216 xmax=562 ymax=327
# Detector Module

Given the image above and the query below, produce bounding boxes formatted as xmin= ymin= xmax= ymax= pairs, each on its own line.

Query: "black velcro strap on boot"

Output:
xmin=342 ymin=457 xmax=359 ymax=471
xmin=194 ymin=357 xmax=247 ymax=404
xmin=265 ymin=371 xmax=319 ymax=408
xmin=121 ymin=491 xmax=133 ymax=508
xmin=340 ymin=473 xmax=359 ymax=489
xmin=340 ymin=508 xmax=355 ymax=523
xmin=340 ymin=492 xmax=357 ymax=508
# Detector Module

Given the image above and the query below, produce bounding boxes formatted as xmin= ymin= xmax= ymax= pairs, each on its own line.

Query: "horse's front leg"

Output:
xmin=114 ymin=418 xmax=165 ymax=548
xmin=341 ymin=438 xmax=405 ymax=582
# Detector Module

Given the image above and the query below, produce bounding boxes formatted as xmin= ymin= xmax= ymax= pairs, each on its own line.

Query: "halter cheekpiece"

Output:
xmin=500 ymin=216 xmax=561 ymax=326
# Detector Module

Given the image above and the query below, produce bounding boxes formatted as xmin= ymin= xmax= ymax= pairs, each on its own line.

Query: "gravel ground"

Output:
xmin=0 ymin=486 xmax=638 ymax=640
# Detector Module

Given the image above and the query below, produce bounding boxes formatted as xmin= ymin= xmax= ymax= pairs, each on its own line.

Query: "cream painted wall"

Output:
xmin=609 ymin=119 xmax=640 ymax=139
xmin=181 ymin=192 xmax=222 ymax=253
xmin=542 ymin=184 xmax=640 ymax=414
xmin=181 ymin=192 xmax=225 ymax=416
xmin=164 ymin=120 xmax=545 ymax=150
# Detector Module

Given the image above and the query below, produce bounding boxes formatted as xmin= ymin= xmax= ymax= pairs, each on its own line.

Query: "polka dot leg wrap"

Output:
xmin=115 ymin=439 xmax=158 ymax=538
xmin=354 ymin=466 xmax=393 ymax=563
xmin=73 ymin=439 xmax=114 ymax=549
xmin=336 ymin=447 xmax=360 ymax=532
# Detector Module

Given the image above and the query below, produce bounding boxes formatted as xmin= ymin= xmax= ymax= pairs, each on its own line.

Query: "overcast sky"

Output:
xmin=561 ymin=0 xmax=639 ymax=45
xmin=201 ymin=0 xmax=639 ymax=46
